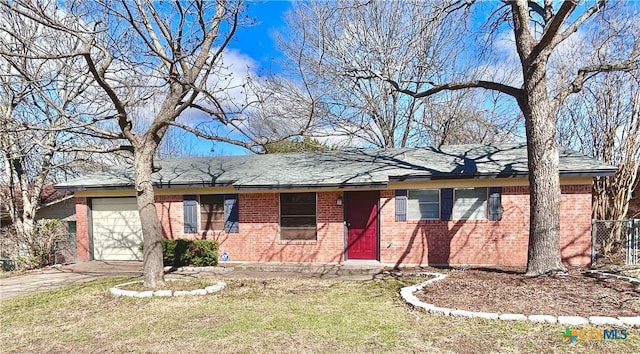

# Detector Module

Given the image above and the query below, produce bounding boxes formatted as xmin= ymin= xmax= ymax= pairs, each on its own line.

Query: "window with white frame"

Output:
xmin=407 ymin=189 xmax=440 ymax=220
xmin=453 ymin=187 xmax=488 ymax=219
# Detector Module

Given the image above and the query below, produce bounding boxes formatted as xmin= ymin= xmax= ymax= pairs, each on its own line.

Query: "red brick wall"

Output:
xmin=155 ymin=195 xmax=184 ymax=239
xmin=75 ymin=185 xmax=592 ymax=266
xmin=380 ymin=185 xmax=592 ymax=267
xmin=75 ymin=197 xmax=90 ymax=261
xmin=557 ymin=185 xmax=593 ymax=266
xmin=154 ymin=192 xmax=345 ymax=263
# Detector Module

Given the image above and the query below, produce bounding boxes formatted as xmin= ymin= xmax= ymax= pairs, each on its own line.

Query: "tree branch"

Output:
xmin=377 ymin=74 xmax=523 ymax=101
xmin=555 ymin=0 xmax=606 ymax=46
xmin=81 ymin=50 xmax=136 ymax=145
xmin=511 ymin=0 xmax=536 ymax=60
xmin=555 ymin=55 xmax=640 ymax=103
xmin=167 ymin=120 xmax=259 ymax=151
xmin=532 ymin=0 xmax=577 ymax=57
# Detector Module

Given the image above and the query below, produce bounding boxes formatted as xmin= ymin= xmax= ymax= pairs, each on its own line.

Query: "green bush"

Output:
xmin=185 ymin=239 xmax=218 ymax=266
xmin=139 ymin=239 xmax=218 ymax=267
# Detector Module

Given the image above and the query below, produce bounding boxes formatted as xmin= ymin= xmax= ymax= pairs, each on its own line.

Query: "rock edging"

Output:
xmin=110 ymin=279 xmax=226 ymax=298
xmin=163 ymin=265 xmax=234 ymax=272
xmin=399 ymin=271 xmax=640 ymax=327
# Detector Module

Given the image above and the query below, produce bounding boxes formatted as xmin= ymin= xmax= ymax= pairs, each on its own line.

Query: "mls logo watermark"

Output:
xmin=564 ymin=327 xmax=628 ymax=343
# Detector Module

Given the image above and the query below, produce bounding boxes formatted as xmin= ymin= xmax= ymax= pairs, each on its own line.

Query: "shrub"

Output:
xmin=173 ymin=240 xmax=191 ymax=267
xmin=1 ymin=219 xmax=68 ymax=270
xmin=185 ymin=239 xmax=218 ymax=267
xmin=139 ymin=239 xmax=218 ymax=267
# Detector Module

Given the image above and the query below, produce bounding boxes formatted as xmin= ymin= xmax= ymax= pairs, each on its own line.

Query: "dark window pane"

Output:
xmin=281 ymin=216 xmax=317 ymax=228
xmin=280 ymin=203 xmax=315 ymax=216
xmin=280 ymin=192 xmax=317 ymax=241
xmin=201 ymin=220 xmax=225 ymax=230
xmin=281 ymin=192 xmax=315 ymax=204
xmin=200 ymin=195 xmax=224 ymax=204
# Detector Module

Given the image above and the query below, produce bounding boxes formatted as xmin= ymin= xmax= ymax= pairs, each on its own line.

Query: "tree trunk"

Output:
xmin=521 ymin=62 xmax=566 ymax=276
xmin=134 ymin=149 xmax=164 ymax=288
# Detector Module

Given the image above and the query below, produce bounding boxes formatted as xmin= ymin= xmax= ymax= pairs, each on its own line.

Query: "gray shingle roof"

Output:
xmin=55 ymin=144 xmax=616 ymax=191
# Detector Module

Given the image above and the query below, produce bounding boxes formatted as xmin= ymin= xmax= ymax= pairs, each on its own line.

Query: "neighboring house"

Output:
xmin=0 ymin=185 xmax=75 ymax=231
xmin=55 ymin=144 xmax=616 ymax=268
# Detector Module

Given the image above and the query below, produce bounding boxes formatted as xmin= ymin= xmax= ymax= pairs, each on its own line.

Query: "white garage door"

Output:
xmin=91 ymin=198 xmax=143 ymax=261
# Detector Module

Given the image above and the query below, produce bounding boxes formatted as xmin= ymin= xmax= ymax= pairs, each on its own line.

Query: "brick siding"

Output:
xmin=155 ymin=192 xmax=345 ymax=263
xmin=75 ymin=185 xmax=592 ymax=267
xmin=74 ymin=197 xmax=90 ymax=261
xmin=380 ymin=185 xmax=592 ymax=267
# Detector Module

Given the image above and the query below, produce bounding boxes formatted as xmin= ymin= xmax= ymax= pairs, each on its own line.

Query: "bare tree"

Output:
xmin=558 ymin=70 xmax=640 ymax=258
xmin=559 ymin=71 xmax=640 ymax=221
xmin=331 ymin=0 xmax=640 ymax=275
xmin=0 ymin=0 xmax=255 ymax=287
xmin=0 ymin=4 xmax=122 ymax=265
xmin=553 ymin=8 xmax=640 ymax=224
xmin=279 ymin=0 xmax=518 ymax=148
xmin=2 ymin=1 xmax=324 ymax=284
xmin=241 ymin=75 xmax=324 ymax=148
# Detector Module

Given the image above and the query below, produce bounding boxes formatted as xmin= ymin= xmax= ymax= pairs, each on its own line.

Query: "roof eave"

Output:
xmin=233 ymin=182 xmax=388 ymax=191
xmin=55 ymin=180 xmax=236 ymax=191
xmin=39 ymin=194 xmax=74 ymax=208
xmin=389 ymin=169 xmax=617 ymax=182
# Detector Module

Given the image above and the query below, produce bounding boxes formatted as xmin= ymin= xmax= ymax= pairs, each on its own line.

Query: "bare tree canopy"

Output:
xmin=278 ymin=0 xmax=520 ymax=148
xmin=0 ymin=3 xmax=124 ymax=263
xmin=558 ymin=70 xmax=640 ymax=260
xmin=0 ymin=0 xmax=270 ymax=287
xmin=298 ymin=0 xmax=639 ymax=275
xmin=559 ymin=71 xmax=640 ymax=219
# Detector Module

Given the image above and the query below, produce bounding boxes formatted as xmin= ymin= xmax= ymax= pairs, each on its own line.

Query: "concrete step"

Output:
xmin=233 ymin=261 xmax=384 ymax=276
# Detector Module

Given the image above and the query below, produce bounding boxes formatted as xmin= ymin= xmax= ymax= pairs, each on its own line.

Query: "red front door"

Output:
xmin=346 ymin=191 xmax=379 ymax=260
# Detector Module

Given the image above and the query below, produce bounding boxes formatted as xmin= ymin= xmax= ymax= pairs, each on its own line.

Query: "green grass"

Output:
xmin=1 ymin=276 xmax=638 ymax=353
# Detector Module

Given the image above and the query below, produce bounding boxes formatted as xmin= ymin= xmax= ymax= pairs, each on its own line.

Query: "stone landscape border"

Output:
xmin=110 ymin=279 xmax=226 ymax=298
xmin=399 ymin=271 xmax=640 ymax=328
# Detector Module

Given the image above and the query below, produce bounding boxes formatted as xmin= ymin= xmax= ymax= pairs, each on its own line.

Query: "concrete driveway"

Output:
xmin=0 ymin=261 xmax=143 ymax=301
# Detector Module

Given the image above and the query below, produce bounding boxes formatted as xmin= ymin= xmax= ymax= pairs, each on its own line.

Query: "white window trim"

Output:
xmin=452 ymin=187 xmax=489 ymax=220
xmin=407 ymin=189 xmax=440 ymax=221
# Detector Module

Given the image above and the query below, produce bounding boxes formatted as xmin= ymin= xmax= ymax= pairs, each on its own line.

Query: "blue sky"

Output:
xmin=232 ymin=0 xmax=293 ymax=74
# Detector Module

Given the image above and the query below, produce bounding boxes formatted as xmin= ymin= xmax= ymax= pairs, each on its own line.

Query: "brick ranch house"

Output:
xmin=55 ymin=144 xmax=616 ymax=268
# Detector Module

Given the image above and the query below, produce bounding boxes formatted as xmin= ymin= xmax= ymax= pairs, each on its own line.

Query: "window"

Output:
xmin=407 ymin=189 xmax=440 ymax=220
xmin=280 ymin=192 xmax=317 ymax=241
xmin=453 ymin=188 xmax=487 ymax=220
xmin=184 ymin=194 xmax=239 ymax=233
xmin=200 ymin=195 xmax=225 ymax=230
xmin=67 ymin=221 xmax=77 ymax=235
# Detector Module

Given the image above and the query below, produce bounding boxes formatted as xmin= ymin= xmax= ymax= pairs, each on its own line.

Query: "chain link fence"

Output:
xmin=592 ymin=219 xmax=640 ymax=266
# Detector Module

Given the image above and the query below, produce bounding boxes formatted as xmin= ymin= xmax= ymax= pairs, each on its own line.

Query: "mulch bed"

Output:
xmin=414 ymin=269 xmax=640 ymax=317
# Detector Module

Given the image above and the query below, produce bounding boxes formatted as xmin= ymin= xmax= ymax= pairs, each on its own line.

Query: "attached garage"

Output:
xmin=91 ymin=198 xmax=142 ymax=261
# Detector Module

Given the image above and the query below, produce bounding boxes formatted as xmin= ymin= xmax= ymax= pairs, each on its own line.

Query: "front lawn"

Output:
xmin=1 ymin=276 xmax=638 ymax=353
